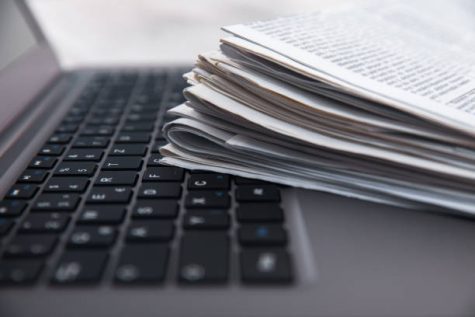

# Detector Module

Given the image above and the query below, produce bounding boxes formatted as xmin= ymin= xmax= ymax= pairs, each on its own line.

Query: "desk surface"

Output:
xmin=28 ymin=0 xmax=344 ymax=69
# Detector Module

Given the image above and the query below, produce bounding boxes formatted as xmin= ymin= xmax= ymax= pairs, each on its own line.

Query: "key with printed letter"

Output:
xmin=19 ymin=213 xmax=70 ymax=233
xmin=188 ymin=174 xmax=230 ymax=190
xmin=73 ymin=136 xmax=109 ymax=148
xmin=115 ymin=244 xmax=169 ymax=284
xmin=0 ymin=260 xmax=44 ymax=285
xmin=109 ymin=144 xmax=147 ymax=156
xmin=6 ymin=184 xmax=38 ymax=199
xmin=0 ymin=201 xmax=27 ymax=217
xmin=29 ymin=156 xmax=57 ymax=169
xmin=132 ymin=200 xmax=178 ymax=219
xmin=44 ymin=178 xmax=89 ymax=193
xmin=39 ymin=144 xmax=65 ymax=156
xmin=87 ymin=187 xmax=133 ymax=204
xmin=54 ymin=162 xmax=96 ymax=177
xmin=78 ymin=205 xmax=126 ymax=224
xmin=116 ymin=133 xmax=150 ymax=144
xmin=126 ymin=220 xmax=175 ymax=242
xmin=18 ymin=170 xmax=49 ymax=184
xmin=142 ymin=167 xmax=184 ymax=182
xmin=64 ymin=149 xmax=103 ymax=161
xmin=238 ymin=224 xmax=287 ymax=246
xmin=51 ymin=251 xmax=108 ymax=284
xmin=32 ymin=193 xmax=81 ymax=211
xmin=68 ymin=226 xmax=117 ymax=248
xmin=236 ymin=185 xmax=281 ymax=202
xmin=94 ymin=171 xmax=137 ymax=186
xmin=137 ymin=183 xmax=182 ymax=199
xmin=183 ymin=210 xmax=230 ymax=230
xmin=178 ymin=232 xmax=229 ymax=284
xmin=240 ymin=249 xmax=293 ymax=284
xmin=185 ymin=191 xmax=230 ymax=209
xmin=102 ymin=157 xmax=142 ymax=171
xmin=4 ymin=235 xmax=58 ymax=257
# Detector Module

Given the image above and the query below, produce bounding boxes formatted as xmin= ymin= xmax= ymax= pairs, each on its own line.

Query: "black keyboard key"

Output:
xmin=185 ymin=191 xmax=230 ymax=209
xmin=87 ymin=187 xmax=132 ymax=204
xmin=95 ymin=171 xmax=137 ymax=186
xmin=240 ymin=249 xmax=293 ymax=284
xmin=5 ymin=184 xmax=38 ymax=199
xmin=238 ymin=224 xmax=287 ymax=246
xmin=56 ymin=124 xmax=79 ymax=134
xmin=236 ymin=203 xmax=284 ymax=223
xmin=5 ymin=235 xmax=58 ymax=257
xmin=87 ymin=116 xmax=120 ymax=125
xmin=68 ymin=226 xmax=117 ymax=248
xmin=102 ymin=157 xmax=143 ymax=171
xmin=126 ymin=220 xmax=174 ymax=242
xmin=129 ymin=104 xmax=159 ymax=113
xmin=32 ymin=193 xmax=80 ymax=211
xmin=20 ymin=213 xmax=70 ymax=233
xmin=29 ymin=156 xmax=57 ymax=169
xmin=116 ymin=133 xmax=150 ymax=144
xmin=51 ymin=251 xmax=108 ymax=284
xmin=142 ymin=167 xmax=184 ymax=182
xmin=0 ymin=201 xmax=27 ymax=217
xmin=64 ymin=149 xmax=103 ymax=161
xmin=80 ymin=125 xmax=115 ymax=136
xmin=188 ymin=174 xmax=230 ymax=190
xmin=48 ymin=134 xmax=73 ymax=144
xmin=183 ymin=210 xmax=230 ymax=230
xmin=78 ymin=205 xmax=126 ymax=224
xmin=178 ymin=232 xmax=229 ymax=284
xmin=0 ymin=260 xmax=44 ymax=284
xmin=188 ymin=169 xmax=209 ymax=174
xmin=39 ymin=144 xmax=65 ymax=156
xmin=0 ymin=219 xmax=14 ymax=236
xmin=125 ymin=113 xmax=156 ymax=122
xmin=132 ymin=200 xmax=178 ymax=219
xmin=18 ymin=170 xmax=48 ymax=183
xmin=137 ymin=183 xmax=182 ymax=199
xmin=147 ymin=154 xmax=162 ymax=166
xmin=115 ymin=244 xmax=169 ymax=284
xmin=121 ymin=122 xmax=154 ymax=132
xmin=234 ymin=177 xmax=270 ymax=185
xmin=109 ymin=144 xmax=147 ymax=156
xmin=73 ymin=136 xmax=109 ymax=148
xmin=44 ymin=178 xmax=89 ymax=193
xmin=235 ymin=185 xmax=281 ymax=202
xmin=92 ymin=108 xmax=124 ymax=116
xmin=54 ymin=162 xmax=96 ymax=176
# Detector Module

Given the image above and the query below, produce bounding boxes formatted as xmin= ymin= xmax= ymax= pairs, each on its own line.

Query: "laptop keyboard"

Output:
xmin=0 ymin=69 xmax=293 ymax=286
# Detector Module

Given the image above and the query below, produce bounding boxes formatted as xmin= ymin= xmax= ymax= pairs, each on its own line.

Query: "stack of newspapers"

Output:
xmin=160 ymin=0 xmax=475 ymax=216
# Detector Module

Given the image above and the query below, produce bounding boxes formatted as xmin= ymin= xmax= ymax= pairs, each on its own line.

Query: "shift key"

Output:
xmin=178 ymin=232 xmax=229 ymax=284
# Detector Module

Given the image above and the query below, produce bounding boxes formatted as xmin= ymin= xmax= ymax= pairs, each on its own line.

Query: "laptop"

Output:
xmin=0 ymin=1 xmax=474 ymax=316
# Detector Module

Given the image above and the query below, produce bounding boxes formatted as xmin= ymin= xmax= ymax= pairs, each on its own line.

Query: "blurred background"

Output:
xmin=27 ymin=0 xmax=345 ymax=68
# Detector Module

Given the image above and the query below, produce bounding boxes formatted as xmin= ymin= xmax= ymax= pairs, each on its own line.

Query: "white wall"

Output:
xmin=28 ymin=0 xmax=347 ymax=68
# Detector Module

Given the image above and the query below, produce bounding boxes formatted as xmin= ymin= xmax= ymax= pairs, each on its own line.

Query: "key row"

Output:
xmin=1 ymin=239 xmax=292 ymax=285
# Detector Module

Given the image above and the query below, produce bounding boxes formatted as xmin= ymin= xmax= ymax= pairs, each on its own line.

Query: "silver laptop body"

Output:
xmin=0 ymin=1 xmax=474 ymax=316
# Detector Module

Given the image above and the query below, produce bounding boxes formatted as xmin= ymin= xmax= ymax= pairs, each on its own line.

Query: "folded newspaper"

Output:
xmin=160 ymin=0 xmax=475 ymax=216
